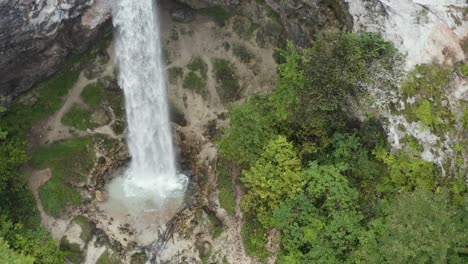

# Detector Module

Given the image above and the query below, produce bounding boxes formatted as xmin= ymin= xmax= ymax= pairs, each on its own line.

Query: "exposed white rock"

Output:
xmin=81 ymin=0 xmax=111 ymax=29
xmin=345 ymin=0 xmax=467 ymax=68
xmin=347 ymin=0 xmax=466 ymax=174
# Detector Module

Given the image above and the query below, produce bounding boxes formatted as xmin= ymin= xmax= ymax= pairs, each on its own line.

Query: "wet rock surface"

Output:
xmin=177 ymin=0 xmax=353 ymax=47
xmin=0 ymin=0 xmax=112 ymax=101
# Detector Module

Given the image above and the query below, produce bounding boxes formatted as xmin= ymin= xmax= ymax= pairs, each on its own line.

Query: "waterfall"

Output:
xmin=112 ymin=0 xmax=186 ymax=201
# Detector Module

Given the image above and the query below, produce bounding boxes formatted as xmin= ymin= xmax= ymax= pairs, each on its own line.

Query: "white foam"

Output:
xmin=112 ymin=0 xmax=187 ymax=203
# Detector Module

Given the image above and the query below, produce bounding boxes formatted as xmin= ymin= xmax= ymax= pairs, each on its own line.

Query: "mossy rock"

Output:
xmin=232 ymin=43 xmax=255 ymax=64
xmin=60 ymin=237 xmax=83 ymax=264
xmin=73 ymin=216 xmax=95 ymax=243
xmin=212 ymin=58 xmax=241 ymax=103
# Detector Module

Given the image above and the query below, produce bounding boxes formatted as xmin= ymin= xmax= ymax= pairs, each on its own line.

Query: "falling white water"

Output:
xmin=112 ymin=0 xmax=187 ymax=202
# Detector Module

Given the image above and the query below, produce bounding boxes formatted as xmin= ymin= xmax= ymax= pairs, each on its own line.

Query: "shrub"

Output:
xmin=81 ymin=83 xmax=105 ymax=107
xmin=232 ymin=43 xmax=255 ymax=63
xmin=212 ymin=58 xmax=241 ymax=103
xmin=62 ymin=104 xmax=95 ymax=131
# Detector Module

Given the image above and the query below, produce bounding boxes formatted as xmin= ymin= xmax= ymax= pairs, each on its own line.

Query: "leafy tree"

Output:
xmin=218 ymin=96 xmax=278 ymax=167
xmin=0 ymin=106 xmax=7 ymax=140
xmin=272 ymin=163 xmax=365 ymax=263
xmin=241 ymin=136 xmax=304 ymax=225
xmin=0 ymin=216 xmax=65 ymax=264
xmin=322 ymin=132 xmax=388 ymax=213
xmin=353 ymin=189 xmax=467 ymax=263
xmin=0 ymin=238 xmax=34 ymax=264
xmin=374 ymin=148 xmax=436 ymax=193
xmin=271 ymin=33 xmax=399 ymax=156
xmin=0 ymin=109 xmax=65 ymax=263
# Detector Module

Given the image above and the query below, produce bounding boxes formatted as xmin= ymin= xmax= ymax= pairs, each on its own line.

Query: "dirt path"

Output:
xmin=27 ymin=168 xmax=68 ymax=238
xmin=32 ymin=48 xmax=120 ymax=146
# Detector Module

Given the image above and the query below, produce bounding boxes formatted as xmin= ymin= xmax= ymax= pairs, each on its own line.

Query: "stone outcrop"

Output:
xmin=0 ymin=0 xmax=112 ymax=102
xmin=176 ymin=0 xmax=353 ymax=47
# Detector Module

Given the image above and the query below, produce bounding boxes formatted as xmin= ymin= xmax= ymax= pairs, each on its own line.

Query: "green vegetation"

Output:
xmin=187 ymin=56 xmax=208 ymax=79
xmin=1 ymin=70 xmax=80 ymax=135
xmin=32 ymin=136 xmax=94 ymax=216
xmin=60 ymin=237 xmax=82 ymax=263
xmin=96 ymin=251 xmax=117 ymax=264
xmin=241 ymin=218 xmax=269 ymax=260
xmin=0 ymin=37 xmax=110 ymax=136
xmin=73 ymin=216 xmax=94 ymax=243
xmin=218 ymin=96 xmax=277 ymax=166
xmin=415 ymin=8 xmax=430 ymax=24
xmin=232 ymin=43 xmax=255 ymax=63
xmin=80 ymin=80 xmax=124 ymax=133
xmin=0 ymin=217 xmax=65 ymax=263
xmin=208 ymin=214 xmax=223 ymax=238
xmin=241 ymin=136 xmax=304 ymax=225
xmin=459 ymin=62 xmax=468 ymax=76
xmin=62 ymin=104 xmax=95 ymax=131
xmin=183 ymin=72 xmax=207 ymax=97
xmin=217 ymin=159 xmax=236 ymax=215
xmin=0 ymin=36 xmax=111 ymax=263
xmin=0 ymin=238 xmax=34 ymax=264
xmin=197 ymin=7 xmax=230 ymax=25
xmin=232 ymin=16 xmax=257 ymax=40
xmin=353 ymin=189 xmax=466 ymax=263
xmin=212 ymin=58 xmax=241 ymax=103
xmin=401 ymin=64 xmax=455 ymax=135
xmin=184 ymin=56 xmax=209 ymax=98
xmin=218 ymin=32 xmax=468 ymax=262
xmin=81 ymin=82 xmax=105 ymax=107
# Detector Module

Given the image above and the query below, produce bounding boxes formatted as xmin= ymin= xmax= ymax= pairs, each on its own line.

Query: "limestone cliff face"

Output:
xmin=0 ymin=0 xmax=353 ymax=100
xmin=0 ymin=0 xmax=111 ymax=102
xmin=177 ymin=0 xmax=353 ymax=47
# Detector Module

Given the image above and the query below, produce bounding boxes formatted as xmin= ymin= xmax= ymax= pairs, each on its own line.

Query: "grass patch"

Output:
xmin=0 ymin=35 xmax=112 ymax=136
xmin=462 ymin=107 xmax=468 ymax=130
xmin=208 ymin=214 xmax=223 ymax=238
xmin=241 ymin=217 xmax=269 ymax=261
xmin=232 ymin=43 xmax=255 ymax=64
xmin=60 ymin=237 xmax=83 ymax=264
xmin=183 ymin=72 xmax=208 ymax=98
xmin=97 ymin=250 xmax=117 ymax=264
xmin=187 ymin=56 xmax=208 ymax=79
xmin=201 ymin=255 xmax=210 ymax=264
xmin=212 ymin=58 xmax=241 ymax=103
xmin=62 ymin=104 xmax=95 ymax=131
xmin=0 ymin=70 xmax=80 ymax=135
xmin=73 ymin=216 xmax=94 ymax=243
xmin=217 ymin=159 xmax=235 ymax=215
xmin=32 ymin=137 xmax=94 ymax=216
xmin=81 ymin=79 xmax=125 ymax=134
xmin=183 ymin=56 xmax=209 ymax=98
xmin=198 ymin=7 xmax=231 ymax=25
xmin=81 ymin=83 xmax=105 ymax=107
xmin=459 ymin=63 xmax=468 ymax=77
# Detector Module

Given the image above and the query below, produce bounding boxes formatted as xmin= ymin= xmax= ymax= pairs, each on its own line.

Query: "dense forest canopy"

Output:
xmin=0 ymin=27 xmax=467 ymax=263
xmin=218 ymin=32 xmax=467 ymax=263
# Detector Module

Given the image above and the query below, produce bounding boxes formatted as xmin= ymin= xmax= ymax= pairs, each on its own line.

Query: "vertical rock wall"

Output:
xmin=0 ymin=0 xmax=112 ymax=102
